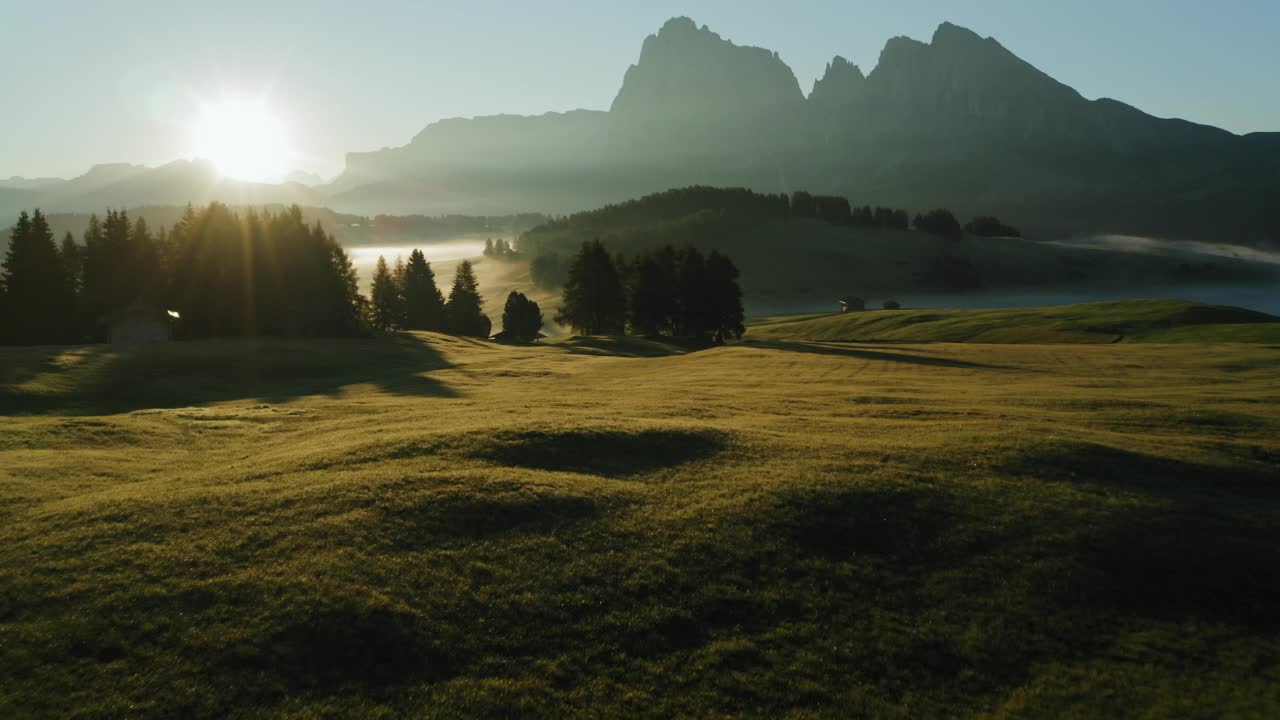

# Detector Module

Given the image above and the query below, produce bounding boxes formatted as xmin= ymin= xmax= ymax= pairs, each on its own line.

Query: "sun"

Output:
xmin=191 ymin=98 xmax=290 ymax=182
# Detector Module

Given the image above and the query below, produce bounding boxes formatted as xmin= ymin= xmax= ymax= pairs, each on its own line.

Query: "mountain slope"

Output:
xmin=324 ymin=18 xmax=1277 ymax=246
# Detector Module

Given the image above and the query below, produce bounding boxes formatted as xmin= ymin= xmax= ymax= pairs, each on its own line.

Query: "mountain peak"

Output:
xmin=932 ymin=21 xmax=985 ymax=45
xmin=610 ymin=18 xmax=803 ymax=117
xmin=658 ymin=16 xmax=700 ymax=35
xmin=809 ymin=56 xmax=866 ymax=107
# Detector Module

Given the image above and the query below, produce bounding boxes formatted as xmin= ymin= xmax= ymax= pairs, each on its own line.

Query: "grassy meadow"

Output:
xmin=2 ymin=303 xmax=1280 ymax=717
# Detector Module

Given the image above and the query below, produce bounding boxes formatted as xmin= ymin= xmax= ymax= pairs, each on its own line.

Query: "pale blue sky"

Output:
xmin=2 ymin=0 xmax=1276 ymax=179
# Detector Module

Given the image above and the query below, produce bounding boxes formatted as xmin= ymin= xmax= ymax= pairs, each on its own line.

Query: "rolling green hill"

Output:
xmin=749 ymin=299 xmax=1280 ymax=344
xmin=2 ymin=330 xmax=1279 ymax=717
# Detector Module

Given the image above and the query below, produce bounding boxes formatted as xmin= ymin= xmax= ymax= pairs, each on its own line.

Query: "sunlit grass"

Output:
xmin=2 ymin=313 xmax=1278 ymax=717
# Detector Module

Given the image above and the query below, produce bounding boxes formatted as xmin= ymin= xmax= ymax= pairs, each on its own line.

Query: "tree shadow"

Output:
xmin=0 ymin=333 xmax=457 ymax=416
xmin=997 ymin=439 xmax=1280 ymax=500
xmin=1064 ymin=504 xmax=1280 ymax=628
xmin=552 ymin=335 xmax=692 ymax=358
xmin=746 ymin=339 xmax=1012 ymax=370
xmin=471 ymin=427 xmax=729 ymax=478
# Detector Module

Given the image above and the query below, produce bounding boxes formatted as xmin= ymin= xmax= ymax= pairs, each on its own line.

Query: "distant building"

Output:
xmin=101 ymin=302 xmax=173 ymax=344
xmin=840 ymin=296 xmax=865 ymax=313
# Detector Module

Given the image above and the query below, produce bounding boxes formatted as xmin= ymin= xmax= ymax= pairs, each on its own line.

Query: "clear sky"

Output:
xmin=2 ymin=0 xmax=1277 ymax=179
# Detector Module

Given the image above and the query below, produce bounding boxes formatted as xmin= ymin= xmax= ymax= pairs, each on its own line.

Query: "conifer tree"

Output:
xmin=59 ymin=231 xmax=82 ymax=295
xmin=445 ymin=259 xmax=490 ymax=337
xmin=626 ymin=246 xmax=677 ymax=337
xmin=401 ymin=248 xmax=446 ymax=331
xmin=1 ymin=210 xmax=75 ymax=344
xmin=370 ymin=255 xmax=403 ymax=330
xmin=555 ymin=239 xmax=626 ymax=335
xmin=500 ymin=291 xmax=543 ymax=341
xmin=705 ymin=250 xmax=745 ymax=343
xmin=674 ymin=246 xmax=714 ymax=340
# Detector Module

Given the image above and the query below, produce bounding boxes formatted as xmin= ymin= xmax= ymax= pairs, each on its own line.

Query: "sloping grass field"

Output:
xmin=2 ymin=302 xmax=1279 ymax=717
xmin=750 ymin=299 xmax=1280 ymax=344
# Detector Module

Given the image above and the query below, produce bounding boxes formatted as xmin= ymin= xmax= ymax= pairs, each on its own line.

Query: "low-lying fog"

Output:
xmin=347 ymin=240 xmax=487 ymax=293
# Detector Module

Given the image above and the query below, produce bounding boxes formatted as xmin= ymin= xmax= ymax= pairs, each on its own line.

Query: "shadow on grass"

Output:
xmin=552 ymin=335 xmax=693 ymax=358
xmin=472 ymin=427 xmax=729 ymax=478
xmin=226 ymin=603 xmax=456 ymax=693
xmin=746 ymin=339 xmax=1011 ymax=370
xmin=997 ymin=438 xmax=1280 ymax=499
xmin=378 ymin=484 xmax=605 ymax=550
xmin=1068 ymin=506 xmax=1280 ymax=627
xmin=0 ymin=332 xmax=457 ymax=415
xmin=769 ymin=484 xmax=960 ymax=564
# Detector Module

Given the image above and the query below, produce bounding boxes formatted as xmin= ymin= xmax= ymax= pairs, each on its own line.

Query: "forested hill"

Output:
xmin=516 ymin=186 xmax=1280 ymax=312
xmin=519 ymin=187 xmax=790 ymax=256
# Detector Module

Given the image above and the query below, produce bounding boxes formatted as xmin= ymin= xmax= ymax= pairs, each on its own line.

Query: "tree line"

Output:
xmin=369 ymin=253 xmax=493 ymax=338
xmin=0 ymin=204 xmax=364 ymax=345
xmin=554 ymin=239 xmax=744 ymax=343
xmin=519 ymin=187 xmax=1022 ymax=292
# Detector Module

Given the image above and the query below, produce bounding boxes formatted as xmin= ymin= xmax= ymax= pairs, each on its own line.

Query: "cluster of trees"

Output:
xmin=370 ymin=254 xmax=491 ymax=337
xmin=912 ymin=209 xmax=965 ymax=241
xmin=555 ymin=239 xmax=744 ymax=343
xmin=0 ymin=210 xmax=76 ymax=345
xmin=1 ymin=204 xmax=364 ymax=345
xmin=790 ymin=192 xmax=911 ymax=229
xmin=482 ymin=237 xmax=519 ymax=258
xmin=964 ymin=216 xmax=1022 ymax=238
xmin=499 ymin=292 xmax=543 ymax=341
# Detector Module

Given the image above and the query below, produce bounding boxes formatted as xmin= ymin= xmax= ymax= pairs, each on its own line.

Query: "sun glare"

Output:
xmin=191 ymin=98 xmax=290 ymax=182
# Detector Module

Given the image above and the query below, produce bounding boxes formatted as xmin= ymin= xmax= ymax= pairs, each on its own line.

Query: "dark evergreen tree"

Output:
xmin=445 ymin=259 xmax=490 ymax=337
xmin=914 ymin=209 xmax=965 ymax=240
xmin=1 ymin=210 xmax=75 ymax=344
xmin=674 ymin=246 xmax=715 ymax=340
xmin=626 ymin=246 xmax=677 ymax=337
xmin=555 ymin=239 xmax=626 ymax=335
xmin=59 ymin=232 xmax=82 ymax=296
xmin=370 ymin=255 xmax=404 ymax=330
xmin=964 ymin=216 xmax=1021 ymax=238
xmin=791 ymin=191 xmax=817 ymax=218
xmin=401 ymin=248 xmax=446 ymax=331
xmin=500 ymin=291 xmax=543 ymax=341
xmin=705 ymin=250 xmax=745 ymax=342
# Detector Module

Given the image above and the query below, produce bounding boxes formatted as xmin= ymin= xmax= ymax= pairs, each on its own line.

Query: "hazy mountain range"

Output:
xmin=4 ymin=18 xmax=1278 ymax=247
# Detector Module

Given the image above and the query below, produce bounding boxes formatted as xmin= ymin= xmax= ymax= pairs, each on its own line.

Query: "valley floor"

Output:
xmin=2 ymin=334 xmax=1279 ymax=717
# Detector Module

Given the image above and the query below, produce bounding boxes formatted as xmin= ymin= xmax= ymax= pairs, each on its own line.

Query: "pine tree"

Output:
xmin=627 ymin=246 xmax=676 ymax=337
xmin=483 ymin=238 xmax=494 ymax=256
xmin=555 ymin=239 xmax=626 ymax=335
xmin=445 ymin=260 xmax=490 ymax=337
xmin=401 ymin=248 xmax=446 ymax=331
xmin=705 ymin=250 xmax=745 ymax=343
xmin=1 ymin=210 xmax=75 ymax=344
xmin=59 ymin=232 xmax=82 ymax=296
xmin=500 ymin=291 xmax=543 ymax=341
xmin=370 ymin=255 xmax=403 ymax=330
xmin=674 ymin=246 xmax=714 ymax=340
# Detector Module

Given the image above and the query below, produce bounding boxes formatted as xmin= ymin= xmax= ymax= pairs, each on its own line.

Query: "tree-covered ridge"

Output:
xmin=521 ymin=186 xmax=1006 ymax=292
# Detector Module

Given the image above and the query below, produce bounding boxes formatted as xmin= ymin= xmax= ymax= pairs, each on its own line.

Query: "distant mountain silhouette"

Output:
xmin=0 ymin=159 xmax=322 ymax=220
xmin=5 ymin=18 xmax=1277 ymax=246
xmin=328 ymin=18 xmax=1277 ymax=245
